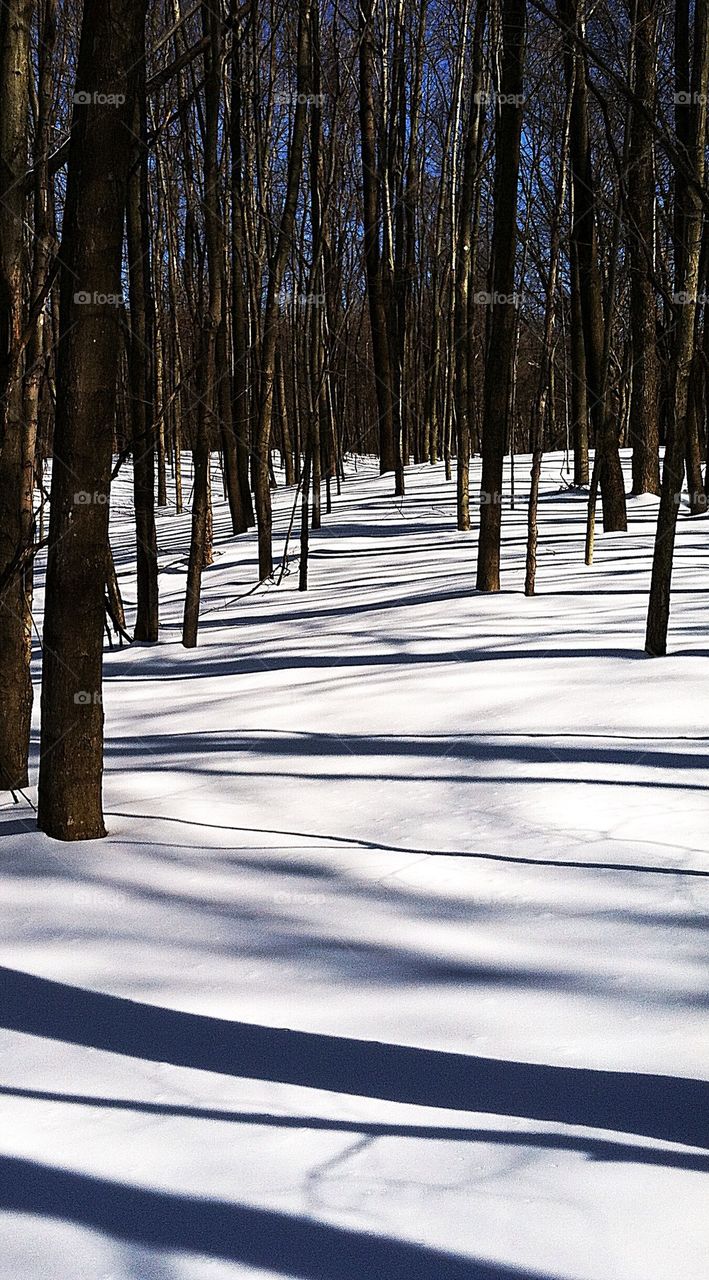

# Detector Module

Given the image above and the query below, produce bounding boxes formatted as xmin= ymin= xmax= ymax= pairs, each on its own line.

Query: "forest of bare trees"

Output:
xmin=1 ymin=0 xmax=708 ymax=839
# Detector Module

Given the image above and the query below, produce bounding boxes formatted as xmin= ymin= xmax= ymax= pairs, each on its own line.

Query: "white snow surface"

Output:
xmin=0 ymin=452 xmax=708 ymax=1280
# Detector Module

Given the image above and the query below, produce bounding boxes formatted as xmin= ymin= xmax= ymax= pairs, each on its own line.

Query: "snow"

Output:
xmin=1 ymin=452 xmax=707 ymax=1279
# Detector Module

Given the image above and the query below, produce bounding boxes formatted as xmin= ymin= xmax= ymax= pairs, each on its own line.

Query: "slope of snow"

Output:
xmin=0 ymin=452 xmax=707 ymax=1280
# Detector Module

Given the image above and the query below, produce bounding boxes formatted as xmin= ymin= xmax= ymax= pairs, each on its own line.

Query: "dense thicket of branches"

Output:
xmin=1 ymin=0 xmax=708 ymax=835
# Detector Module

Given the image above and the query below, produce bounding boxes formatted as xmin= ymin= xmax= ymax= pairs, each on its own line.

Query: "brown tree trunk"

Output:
xmin=646 ymin=0 xmax=708 ymax=654
xmin=526 ymin=66 xmax=573 ymax=594
xmin=455 ymin=0 xmax=486 ymax=532
xmin=254 ymin=0 xmax=311 ymax=580
xmin=230 ymin=10 xmax=255 ymax=527
xmin=358 ymin=0 xmax=396 ymax=476
xmin=0 ymin=0 xmax=34 ymax=793
xmin=558 ymin=0 xmax=627 ymax=533
xmin=38 ymin=0 xmax=146 ymax=840
xmin=569 ymin=236 xmax=590 ymax=485
xmin=127 ymin=65 xmax=159 ymax=642
xmin=476 ymin=0 xmax=526 ymax=591
xmin=183 ymin=0 xmax=222 ymax=645
xmin=276 ymin=342 xmax=295 ymax=485
xmin=685 ymin=348 xmax=706 ymax=513
xmin=628 ymin=0 xmax=661 ymax=496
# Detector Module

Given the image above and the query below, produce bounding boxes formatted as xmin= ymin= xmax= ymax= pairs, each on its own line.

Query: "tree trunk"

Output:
xmin=476 ymin=0 xmax=526 ymax=591
xmin=0 ymin=0 xmax=34 ymax=792
xmin=254 ymin=0 xmax=311 ymax=579
xmin=358 ymin=0 xmax=396 ymax=476
xmin=685 ymin=348 xmax=706 ymax=513
xmin=646 ymin=0 xmax=708 ymax=654
xmin=37 ymin=0 xmax=146 ymax=840
xmin=229 ymin=5 xmax=255 ymax=527
xmin=526 ymin=65 xmax=573 ymax=594
xmin=569 ymin=236 xmax=590 ymax=485
xmin=127 ymin=64 xmax=159 ymax=642
xmin=558 ymin=0 xmax=627 ymax=533
xmin=628 ymin=0 xmax=661 ymax=496
xmin=455 ymin=0 xmax=486 ymax=532
xmin=183 ymin=0 xmax=222 ymax=645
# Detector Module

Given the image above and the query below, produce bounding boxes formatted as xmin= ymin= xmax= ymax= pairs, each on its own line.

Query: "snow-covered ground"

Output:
xmin=1 ymin=452 xmax=707 ymax=1280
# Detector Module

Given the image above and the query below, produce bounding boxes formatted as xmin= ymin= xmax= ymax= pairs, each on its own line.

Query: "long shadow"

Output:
xmin=96 ymin=729 xmax=709 ymax=805
xmin=0 ymin=1154 xmax=556 ymax=1280
xmin=100 ymin=759 xmax=709 ymax=804
xmin=2 ymin=1086 xmax=707 ymax=1172
xmin=103 ymin=811 xmax=709 ymax=878
xmin=1 ymin=967 xmax=706 ymax=1147
xmin=106 ymin=645 xmax=648 ymax=682
xmin=161 ymin=767 xmax=709 ymax=797
xmin=109 ymin=729 xmax=709 ymax=773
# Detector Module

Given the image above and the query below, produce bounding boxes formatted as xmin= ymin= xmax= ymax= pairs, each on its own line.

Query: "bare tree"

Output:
xmin=627 ymin=0 xmax=661 ymax=497
xmin=0 ymin=0 xmax=34 ymax=793
xmin=646 ymin=0 xmax=709 ymax=655
xmin=38 ymin=0 xmax=147 ymax=840
xmin=254 ymin=0 xmax=312 ymax=580
xmin=358 ymin=0 xmax=397 ymax=479
xmin=476 ymin=0 xmax=527 ymax=591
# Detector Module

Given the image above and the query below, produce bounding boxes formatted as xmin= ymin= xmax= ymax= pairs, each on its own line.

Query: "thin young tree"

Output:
xmin=455 ymin=0 xmax=487 ymax=532
xmin=358 ymin=0 xmax=397 ymax=478
xmin=627 ymin=0 xmax=661 ymax=496
xmin=254 ymin=0 xmax=312 ymax=580
xmin=476 ymin=0 xmax=527 ymax=591
xmin=127 ymin=51 xmax=159 ymax=642
xmin=557 ymin=0 xmax=627 ymax=538
xmin=0 ymin=0 xmax=34 ymax=793
xmin=525 ymin=67 xmax=573 ymax=595
xmin=183 ymin=0 xmax=222 ymax=647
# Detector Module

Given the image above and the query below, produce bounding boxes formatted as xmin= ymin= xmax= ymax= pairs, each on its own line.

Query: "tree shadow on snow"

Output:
xmin=0 ymin=1153 xmax=558 ymax=1280
xmin=101 ymin=810 xmax=709 ymax=879
xmin=0 ymin=967 xmax=706 ymax=1149
xmin=1 ymin=1085 xmax=708 ymax=1173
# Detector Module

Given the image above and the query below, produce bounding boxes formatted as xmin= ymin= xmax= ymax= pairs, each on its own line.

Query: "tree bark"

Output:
xmin=127 ymin=62 xmax=159 ymax=642
xmin=558 ymin=0 xmax=627 ymax=533
xmin=254 ymin=0 xmax=311 ymax=579
xmin=183 ymin=0 xmax=222 ymax=646
xmin=38 ymin=0 xmax=146 ymax=839
xmin=358 ymin=0 xmax=396 ymax=476
xmin=230 ymin=3 xmax=256 ymax=527
xmin=0 ymin=0 xmax=34 ymax=792
xmin=476 ymin=0 xmax=527 ymax=591
xmin=628 ymin=0 xmax=661 ymax=496
xmin=455 ymin=0 xmax=486 ymax=532
xmin=646 ymin=0 xmax=708 ymax=654
xmin=569 ymin=235 xmax=590 ymax=485
xmin=526 ymin=66 xmax=573 ymax=594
